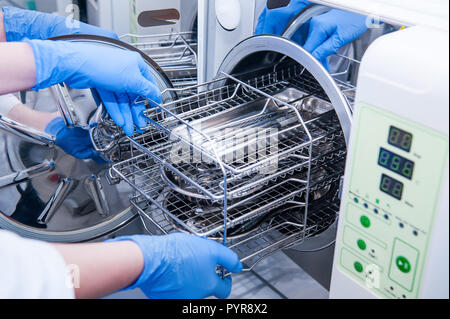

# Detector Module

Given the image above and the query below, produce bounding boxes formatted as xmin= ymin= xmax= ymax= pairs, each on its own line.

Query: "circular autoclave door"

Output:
xmin=0 ymin=35 xmax=175 ymax=243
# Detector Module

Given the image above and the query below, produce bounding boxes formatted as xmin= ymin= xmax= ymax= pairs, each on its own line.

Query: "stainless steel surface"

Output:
xmin=49 ymin=83 xmax=80 ymax=128
xmin=0 ymin=115 xmax=56 ymax=146
xmin=0 ymin=118 xmax=136 ymax=242
xmin=0 ymin=161 xmax=55 ymax=189
xmin=37 ymin=177 xmax=75 ymax=225
xmin=85 ymin=174 xmax=111 ymax=217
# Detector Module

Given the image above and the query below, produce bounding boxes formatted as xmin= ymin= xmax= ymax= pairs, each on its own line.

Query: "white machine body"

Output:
xmin=198 ymin=0 xmax=263 ymax=83
xmin=86 ymin=0 xmax=197 ymax=37
xmin=330 ymin=26 xmax=449 ymax=299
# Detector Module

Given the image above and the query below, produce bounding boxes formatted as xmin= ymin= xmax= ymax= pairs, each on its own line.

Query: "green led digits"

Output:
xmin=389 ymin=127 xmax=401 ymax=144
xmin=401 ymin=134 xmax=412 ymax=151
xmin=381 ymin=175 xmax=390 ymax=193
xmin=391 ymin=155 xmax=401 ymax=171
xmin=402 ymin=162 xmax=414 ymax=179
xmin=380 ymin=174 xmax=404 ymax=200
xmin=388 ymin=126 xmax=413 ymax=152
xmin=392 ymin=182 xmax=403 ymax=199
xmin=378 ymin=148 xmax=415 ymax=180
xmin=379 ymin=150 xmax=389 ymax=166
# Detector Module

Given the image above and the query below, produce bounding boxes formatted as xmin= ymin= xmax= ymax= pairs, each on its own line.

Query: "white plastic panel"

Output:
xmin=331 ymin=26 xmax=449 ymax=299
xmin=311 ymin=0 xmax=449 ymax=31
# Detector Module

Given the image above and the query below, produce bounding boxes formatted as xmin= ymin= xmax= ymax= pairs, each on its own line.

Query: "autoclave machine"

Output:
xmin=0 ymin=0 xmax=447 ymax=299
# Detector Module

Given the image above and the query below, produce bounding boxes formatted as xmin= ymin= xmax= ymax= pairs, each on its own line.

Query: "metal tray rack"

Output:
xmin=110 ymin=62 xmax=347 ymax=270
xmin=120 ymin=31 xmax=198 ymax=94
xmin=329 ymin=53 xmax=360 ymax=110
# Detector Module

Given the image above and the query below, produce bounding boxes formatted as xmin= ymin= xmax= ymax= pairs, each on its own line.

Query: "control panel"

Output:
xmin=337 ymin=102 xmax=449 ymax=299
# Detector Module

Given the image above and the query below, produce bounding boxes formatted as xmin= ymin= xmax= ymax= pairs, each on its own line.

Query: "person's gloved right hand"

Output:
xmin=109 ymin=233 xmax=243 ymax=299
xmin=27 ymin=39 xmax=161 ymax=136
xmin=302 ymin=10 xmax=368 ymax=68
xmin=255 ymin=0 xmax=311 ymax=36
xmin=1 ymin=6 xmax=118 ymax=41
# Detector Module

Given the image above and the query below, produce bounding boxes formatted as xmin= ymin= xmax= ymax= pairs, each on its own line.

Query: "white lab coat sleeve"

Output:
xmin=0 ymin=230 xmax=75 ymax=299
xmin=0 ymin=94 xmax=20 ymax=116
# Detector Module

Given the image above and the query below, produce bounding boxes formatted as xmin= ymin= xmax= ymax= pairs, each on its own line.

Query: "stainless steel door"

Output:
xmin=0 ymin=35 xmax=175 ymax=242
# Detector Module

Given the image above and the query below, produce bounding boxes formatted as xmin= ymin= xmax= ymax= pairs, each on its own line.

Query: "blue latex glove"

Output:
xmin=255 ymin=0 xmax=311 ymax=35
xmin=27 ymin=39 xmax=161 ymax=136
xmin=45 ymin=117 xmax=106 ymax=163
xmin=1 ymin=6 xmax=118 ymax=41
xmin=109 ymin=233 xmax=243 ymax=299
xmin=303 ymin=10 xmax=368 ymax=68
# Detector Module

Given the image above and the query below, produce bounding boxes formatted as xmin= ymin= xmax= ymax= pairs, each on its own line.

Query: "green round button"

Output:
xmin=396 ymin=256 xmax=411 ymax=274
xmin=357 ymin=239 xmax=367 ymax=251
xmin=354 ymin=262 xmax=364 ymax=273
xmin=360 ymin=215 xmax=371 ymax=228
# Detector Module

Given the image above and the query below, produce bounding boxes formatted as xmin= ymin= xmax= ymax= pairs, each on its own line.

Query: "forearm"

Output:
xmin=52 ymin=241 xmax=145 ymax=299
xmin=6 ymin=103 xmax=59 ymax=131
xmin=0 ymin=42 xmax=36 ymax=94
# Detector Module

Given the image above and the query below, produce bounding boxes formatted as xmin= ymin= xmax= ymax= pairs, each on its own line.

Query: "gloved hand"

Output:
xmin=45 ymin=117 xmax=106 ymax=163
xmin=109 ymin=233 xmax=243 ymax=299
xmin=27 ymin=39 xmax=161 ymax=136
xmin=255 ymin=0 xmax=311 ymax=35
xmin=1 ymin=6 xmax=118 ymax=42
xmin=303 ymin=10 xmax=368 ymax=68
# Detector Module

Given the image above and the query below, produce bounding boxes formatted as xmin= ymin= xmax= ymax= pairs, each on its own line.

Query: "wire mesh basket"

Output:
xmin=110 ymin=57 xmax=347 ymax=271
xmin=120 ymin=31 xmax=198 ymax=96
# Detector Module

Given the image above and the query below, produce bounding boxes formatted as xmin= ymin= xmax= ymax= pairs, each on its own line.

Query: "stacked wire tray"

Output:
xmin=111 ymin=60 xmax=347 ymax=270
xmin=120 ymin=31 xmax=198 ymax=95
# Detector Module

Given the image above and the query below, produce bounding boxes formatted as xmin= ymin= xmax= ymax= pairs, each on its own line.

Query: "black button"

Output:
xmin=384 ymin=214 xmax=389 ymax=220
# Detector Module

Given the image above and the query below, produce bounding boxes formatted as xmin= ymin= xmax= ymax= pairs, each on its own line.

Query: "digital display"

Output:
xmin=380 ymin=174 xmax=404 ymax=200
xmin=388 ymin=126 xmax=413 ymax=152
xmin=378 ymin=148 xmax=415 ymax=180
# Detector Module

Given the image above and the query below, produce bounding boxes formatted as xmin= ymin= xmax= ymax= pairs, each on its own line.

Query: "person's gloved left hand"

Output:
xmin=303 ymin=9 xmax=368 ymax=68
xmin=1 ymin=6 xmax=118 ymax=42
xmin=45 ymin=117 xmax=106 ymax=163
xmin=109 ymin=233 xmax=243 ymax=299
xmin=255 ymin=0 xmax=311 ymax=35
